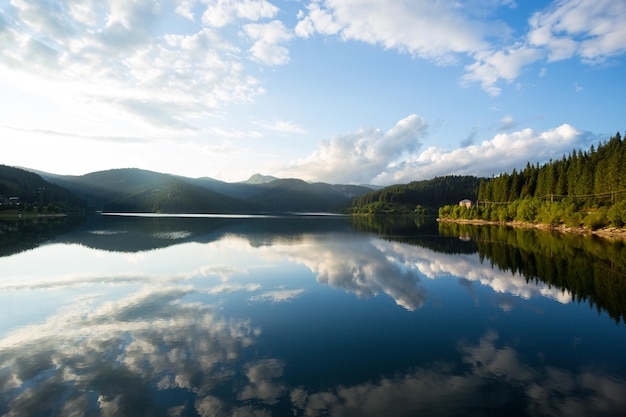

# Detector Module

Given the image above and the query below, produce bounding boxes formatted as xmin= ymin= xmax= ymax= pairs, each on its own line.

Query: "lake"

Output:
xmin=0 ymin=214 xmax=625 ymax=417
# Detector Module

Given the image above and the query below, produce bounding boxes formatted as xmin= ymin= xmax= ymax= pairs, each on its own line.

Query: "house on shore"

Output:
xmin=0 ymin=196 xmax=21 ymax=207
xmin=459 ymin=199 xmax=473 ymax=208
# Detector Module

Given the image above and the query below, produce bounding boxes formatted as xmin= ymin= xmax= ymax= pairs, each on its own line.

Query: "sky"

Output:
xmin=1 ymin=0 xmax=625 ymax=185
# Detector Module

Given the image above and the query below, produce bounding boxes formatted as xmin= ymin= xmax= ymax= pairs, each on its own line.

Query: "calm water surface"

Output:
xmin=0 ymin=214 xmax=625 ymax=417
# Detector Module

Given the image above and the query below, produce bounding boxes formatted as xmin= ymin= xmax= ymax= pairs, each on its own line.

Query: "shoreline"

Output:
xmin=436 ymin=217 xmax=626 ymax=241
xmin=0 ymin=212 xmax=67 ymax=220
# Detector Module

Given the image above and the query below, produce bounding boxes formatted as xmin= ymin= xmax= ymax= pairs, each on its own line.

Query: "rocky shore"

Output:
xmin=436 ymin=217 xmax=626 ymax=241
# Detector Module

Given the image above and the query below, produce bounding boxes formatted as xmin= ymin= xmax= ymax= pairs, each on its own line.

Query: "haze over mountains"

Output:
xmin=10 ymin=167 xmax=375 ymax=213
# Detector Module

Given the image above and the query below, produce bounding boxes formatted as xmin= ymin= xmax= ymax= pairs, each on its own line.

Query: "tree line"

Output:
xmin=350 ymin=175 xmax=480 ymax=214
xmin=439 ymin=131 xmax=626 ymax=229
xmin=0 ymin=165 xmax=86 ymax=214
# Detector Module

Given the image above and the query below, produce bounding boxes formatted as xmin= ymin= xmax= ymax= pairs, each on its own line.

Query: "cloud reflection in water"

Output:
xmin=3 ymin=287 xmax=623 ymax=417
xmin=0 ymin=286 xmax=262 ymax=416
xmin=290 ymin=330 xmax=626 ymax=417
xmin=0 ymin=224 xmax=616 ymax=416
xmin=259 ymin=233 xmax=571 ymax=312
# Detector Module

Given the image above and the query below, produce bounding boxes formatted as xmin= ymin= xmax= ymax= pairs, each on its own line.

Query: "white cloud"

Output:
xmin=175 ymin=0 xmax=196 ymax=21
xmin=374 ymin=124 xmax=592 ymax=184
xmin=201 ymin=0 xmax=279 ymax=28
xmin=255 ymin=119 xmax=307 ymax=134
xmin=500 ymin=0 xmax=517 ymax=8
xmin=295 ymin=0 xmax=488 ymax=63
xmin=528 ymin=0 xmax=626 ymax=64
xmin=0 ymin=0 xmax=280 ymax=136
xmin=295 ymin=2 xmax=343 ymax=38
xmin=295 ymin=1 xmax=626 ymax=95
xmin=276 ymin=116 xmax=593 ymax=185
xmin=463 ymin=44 xmax=543 ymax=96
xmin=467 ymin=0 xmax=626 ymax=93
xmin=244 ymin=20 xmax=293 ymax=65
xmin=276 ymin=114 xmax=427 ymax=184
xmin=498 ymin=114 xmax=517 ymax=131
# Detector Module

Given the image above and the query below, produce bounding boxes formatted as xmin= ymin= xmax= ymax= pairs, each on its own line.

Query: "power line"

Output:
xmin=477 ymin=189 xmax=626 ymax=205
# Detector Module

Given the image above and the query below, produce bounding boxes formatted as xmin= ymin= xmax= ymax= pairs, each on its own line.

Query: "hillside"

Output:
xmin=184 ymin=176 xmax=266 ymax=200
xmin=439 ymin=131 xmax=626 ymax=231
xmin=0 ymin=165 xmax=85 ymax=214
xmin=34 ymin=168 xmax=373 ymax=213
xmin=248 ymin=179 xmax=371 ymax=212
xmin=40 ymin=168 xmax=256 ymax=213
xmin=350 ymin=175 xmax=481 ymax=214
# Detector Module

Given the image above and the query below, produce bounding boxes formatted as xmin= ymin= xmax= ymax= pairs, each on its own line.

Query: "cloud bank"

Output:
xmin=0 ymin=0 xmax=290 ymax=128
xmin=1 ymin=0 xmax=624 ymax=182
xmin=276 ymin=114 xmax=428 ymax=184
xmin=277 ymin=115 xmax=594 ymax=185
xmin=296 ymin=0 xmax=626 ymax=95
xmin=3 ymin=0 xmax=623 ymax=129
xmin=2 ymin=0 xmax=622 ymax=118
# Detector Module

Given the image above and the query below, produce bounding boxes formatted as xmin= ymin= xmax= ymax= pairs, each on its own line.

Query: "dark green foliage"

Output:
xmin=438 ymin=222 xmax=626 ymax=325
xmin=351 ymin=175 xmax=480 ymax=214
xmin=477 ymin=131 xmax=626 ymax=204
xmin=248 ymin=179 xmax=370 ymax=212
xmin=101 ymin=179 xmax=250 ymax=213
xmin=446 ymin=131 xmax=626 ymax=230
xmin=0 ymin=165 xmax=86 ymax=213
xmin=0 ymin=216 xmax=86 ymax=257
xmin=38 ymin=168 xmax=372 ymax=213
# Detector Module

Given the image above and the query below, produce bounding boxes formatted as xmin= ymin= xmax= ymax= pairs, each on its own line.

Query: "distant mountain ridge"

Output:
xmin=28 ymin=167 xmax=374 ymax=213
xmin=6 ymin=166 xmax=485 ymax=216
xmin=243 ymin=174 xmax=279 ymax=184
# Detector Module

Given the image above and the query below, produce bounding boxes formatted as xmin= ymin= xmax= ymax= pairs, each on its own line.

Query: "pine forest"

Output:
xmin=439 ymin=131 xmax=626 ymax=230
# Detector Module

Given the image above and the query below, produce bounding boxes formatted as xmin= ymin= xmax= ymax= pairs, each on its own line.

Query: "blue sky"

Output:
xmin=1 ymin=0 xmax=625 ymax=185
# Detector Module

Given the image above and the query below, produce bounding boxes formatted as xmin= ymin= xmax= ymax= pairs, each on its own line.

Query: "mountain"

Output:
xmin=0 ymin=165 xmax=86 ymax=213
xmin=32 ymin=168 xmax=373 ymax=213
xmin=38 ymin=168 xmax=255 ymax=213
xmin=247 ymin=178 xmax=372 ymax=212
xmin=183 ymin=177 xmax=264 ymax=200
xmin=243 ymin=174 xmax=279 ymax=184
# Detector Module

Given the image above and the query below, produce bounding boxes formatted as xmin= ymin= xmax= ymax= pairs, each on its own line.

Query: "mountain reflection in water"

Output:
xmin=0 ymin=214 xmax=625 ymax=416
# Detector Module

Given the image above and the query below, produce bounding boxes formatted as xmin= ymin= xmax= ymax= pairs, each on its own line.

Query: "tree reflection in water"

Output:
xmin=0 ymin=215 xmax=625 ymax=416
xmin=438 ymin=222 xmax=626 ymax=324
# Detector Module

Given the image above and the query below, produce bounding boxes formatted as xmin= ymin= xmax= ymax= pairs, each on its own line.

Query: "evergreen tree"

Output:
xmin=439 ymin=131 xmax=626 ymax=230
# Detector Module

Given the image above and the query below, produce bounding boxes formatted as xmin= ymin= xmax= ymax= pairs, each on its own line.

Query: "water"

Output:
xmin=0 ymin=214 xmax=625 ymax=417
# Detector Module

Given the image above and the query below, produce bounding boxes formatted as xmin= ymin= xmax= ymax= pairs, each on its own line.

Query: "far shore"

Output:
xmin=436 ymin=217 xmax=626 ymax=241
xmin=0 ymin=212 xmax=68 ymax=220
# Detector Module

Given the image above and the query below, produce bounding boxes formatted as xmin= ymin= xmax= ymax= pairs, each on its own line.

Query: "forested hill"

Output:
xmin=350 ymin=176 xmax=481 ymax=214
xmin=440 ymin=131 xmax=626 ymax=230
xmin=477 ymin=131 xmax=626 ymax=203
xmin=0 ymin=165 xmax=85 ymax=213
xmin=34 ymin=168 xmax=374 ymax=213
xmin=41 ymin=168 xmax=250 ymax=213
